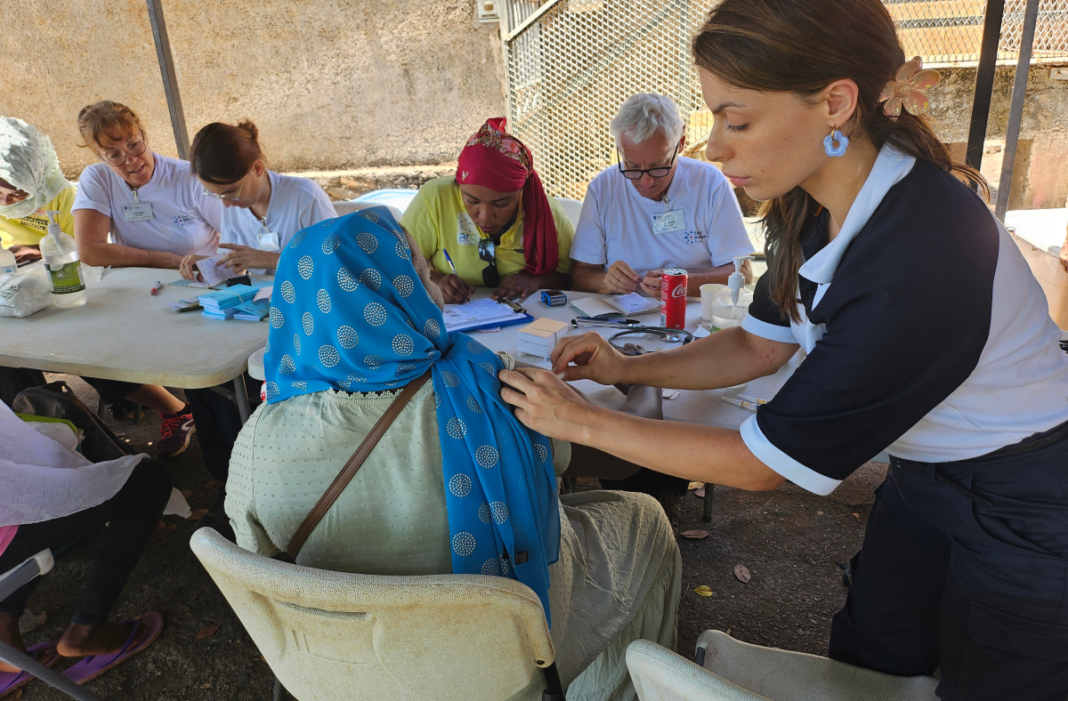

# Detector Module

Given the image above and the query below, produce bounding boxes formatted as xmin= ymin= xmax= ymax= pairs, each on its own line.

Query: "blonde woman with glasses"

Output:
xmin=71 ymin=100 xmax=222 ymax=269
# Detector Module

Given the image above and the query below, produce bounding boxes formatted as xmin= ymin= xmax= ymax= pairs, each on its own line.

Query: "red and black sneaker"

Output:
xmin=157 ymin=404 xmax=196 ymax=459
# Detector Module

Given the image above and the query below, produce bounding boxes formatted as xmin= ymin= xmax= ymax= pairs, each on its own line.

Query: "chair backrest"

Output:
xmin=190 ymin=528 xmax=556 ymax=701
xmin=695 ymin=630 xmax=940 ymax=701
xmin=332 ymin=200 xmax=404 ymax=220
xmin=554 ymin=198 xmax=583 ymax=228
xmin=628 ymin=639 xmax=762 ymax=701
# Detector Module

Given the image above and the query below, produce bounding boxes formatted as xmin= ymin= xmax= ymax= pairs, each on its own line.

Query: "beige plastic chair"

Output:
xmin=555 ymin=198 xmax=583 ymax=228
xmin=626 ymin=631 xmax=939 ymax=701
xmin=332 ymin=200 xmax=404 ymax=220
xmin=189 ymin=528 xmax=564 ymax=701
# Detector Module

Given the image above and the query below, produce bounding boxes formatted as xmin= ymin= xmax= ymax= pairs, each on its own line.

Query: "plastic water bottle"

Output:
xmin=39 ymin=211 xmax=87 ymax=308
xmin=0 ymin=246 xmax=16 ymax=276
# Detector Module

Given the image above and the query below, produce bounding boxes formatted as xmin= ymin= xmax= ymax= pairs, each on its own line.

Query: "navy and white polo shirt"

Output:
xmin=740 ymin=146 xmax=1068 ymax=496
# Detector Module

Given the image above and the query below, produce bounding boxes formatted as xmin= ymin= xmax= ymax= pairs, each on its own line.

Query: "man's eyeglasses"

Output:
xmin=478 ymin=239 xmax=501 ymax=288
xmin=101 ymin=131 xmax=148 ymax=167
xmin=203 ymin=180 xmax=245 ymax=202
xmin=617 ymin=142 xmax=679 ymax=180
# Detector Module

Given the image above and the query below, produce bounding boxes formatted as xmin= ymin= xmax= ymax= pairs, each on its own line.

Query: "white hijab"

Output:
xmin=0 ymin=400 xmax=143 ymax=527
xmin=0 ymin=117 xmax=73 ymax=220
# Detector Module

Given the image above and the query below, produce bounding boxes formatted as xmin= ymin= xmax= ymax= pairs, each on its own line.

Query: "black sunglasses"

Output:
xmin=478 ymin=239 xmax=500 ymax=288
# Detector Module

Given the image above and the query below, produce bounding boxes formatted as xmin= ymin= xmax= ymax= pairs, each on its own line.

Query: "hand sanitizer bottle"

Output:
xmin=0 ymin=245 xmax=16 ymax=276
xmin=710 ymin=256 xmax=755 ymax=330
xmin=39 ymin=211 xmax=87 ymax=308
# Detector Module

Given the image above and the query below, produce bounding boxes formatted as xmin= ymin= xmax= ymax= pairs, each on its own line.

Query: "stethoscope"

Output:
xmin=570 ymin=317 xmax=696 ymax=350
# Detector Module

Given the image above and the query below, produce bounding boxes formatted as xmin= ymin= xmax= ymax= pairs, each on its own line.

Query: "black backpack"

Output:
xmin=12 ymin=381 xmax=131 ymax=463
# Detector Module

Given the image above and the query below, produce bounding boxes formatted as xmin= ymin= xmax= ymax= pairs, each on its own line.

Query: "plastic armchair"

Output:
xmin=626 ymin=631 xmax=939 ymax=701
xmin=0 ymin=550 xmax=103 ymax=701
xmin=554 ymin=198 xmax=583 ymax=229
xmin=332 ymin=201 xmax=404 ymax=220
xmin=189 ymin=527 xmax=565 ymax=701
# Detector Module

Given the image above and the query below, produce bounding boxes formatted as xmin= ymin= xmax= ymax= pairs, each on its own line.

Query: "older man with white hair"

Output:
xmin=571 ymin=93 xmax=753 ymax=297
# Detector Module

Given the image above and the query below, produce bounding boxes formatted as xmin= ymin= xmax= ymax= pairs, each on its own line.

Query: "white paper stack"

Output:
xmin=516 ymin=318 xmax=570 ymax=359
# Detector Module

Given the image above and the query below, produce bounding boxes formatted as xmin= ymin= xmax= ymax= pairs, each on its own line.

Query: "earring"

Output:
xmin=823 ymin=127 xmax=849 ymax=158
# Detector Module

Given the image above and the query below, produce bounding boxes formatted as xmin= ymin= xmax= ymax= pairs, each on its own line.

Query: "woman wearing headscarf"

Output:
xmin=225 ymin=209 xmax=680 ymax=700
xmin=0 ymin=117 xmax=75 ymax=264
xmin=401 ymin=118 xmax=575 ymax=303
xmin=0 ymin=115 xmax=195 ymax=459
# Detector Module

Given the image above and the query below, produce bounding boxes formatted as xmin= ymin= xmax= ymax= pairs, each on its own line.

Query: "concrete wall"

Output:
xmin=1 ymin=0 xmax=506 ymax=179
xmin=928 ymin=63 xmax=1068 ymax=210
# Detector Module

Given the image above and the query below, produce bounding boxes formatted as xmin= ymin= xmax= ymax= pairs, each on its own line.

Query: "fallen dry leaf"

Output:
xmin=852 ymin=513 xmax=860 ymax=519
xmin=693 ymin=585 xmax=714 ymax=597
xmin=188 ymin=509 xmax=209 ymax=521
xmin=153 ymin=523 xmax=177 ymax=540
xmin=680 ymin=530 xmax=710 ymax=540
xmin=687 ymin=481 xmax=704 ymax=491
xmin=733 ymin=564 xmax=752 ymax=583
xmin=196 ymin=624 xmax=220 ymax=640
xmin=816 ymin=511 xmax=824 ymax=516
xmin=725 ymin=627 xmax=732 ymax=636
xmin=180 ymin=489 xmax=193 ymax=500
xmin=201 ymin=682 xmax=213 ymax=689
xmin=694 ymin=488 xmax=706 ymax=499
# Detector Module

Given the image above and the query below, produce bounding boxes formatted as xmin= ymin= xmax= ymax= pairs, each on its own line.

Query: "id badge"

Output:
xmin=257 ymin=231 xmax=280 ymax=252
xmin=456 ymin=213 xmax=480 ymax=246
xmin=123 ymin=202 xmax=154 ymax=222
xmin=652 ymin=209 xmax=686 ymax=235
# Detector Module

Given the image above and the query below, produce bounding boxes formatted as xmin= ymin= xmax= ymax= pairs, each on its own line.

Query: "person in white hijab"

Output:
xmin=0 ymin=118 xmax=76 ymax=264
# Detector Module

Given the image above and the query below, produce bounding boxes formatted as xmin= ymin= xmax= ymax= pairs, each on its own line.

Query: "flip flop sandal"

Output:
xmin=0 ymin=641 xmax=59 ymax=698
xmin=61 ymin=612 xmax=163 ymax=686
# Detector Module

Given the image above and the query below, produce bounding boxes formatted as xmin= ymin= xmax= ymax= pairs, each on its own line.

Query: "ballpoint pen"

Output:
xmin=150 ymin=280 xmax=163 ymax=295
xmin=441 ymin=249 xmax=472 ymax=303
xmin=442 ymin=249 xmax=459 ymax=276
xmin=737 ymin=394 xmax=768 ymax=405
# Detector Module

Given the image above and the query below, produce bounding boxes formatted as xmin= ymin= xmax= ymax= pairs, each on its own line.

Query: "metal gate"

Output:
xmin=500 ymin=0 xmax=1068 ymax=198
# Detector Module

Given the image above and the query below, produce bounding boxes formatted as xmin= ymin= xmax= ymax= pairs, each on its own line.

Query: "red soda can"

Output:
xmin=660 ymin=268 xmax=688 ymax=329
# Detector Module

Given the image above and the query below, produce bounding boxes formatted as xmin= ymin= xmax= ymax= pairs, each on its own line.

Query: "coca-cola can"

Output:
xmin=660 ymin=268 xmax=688 ymax=329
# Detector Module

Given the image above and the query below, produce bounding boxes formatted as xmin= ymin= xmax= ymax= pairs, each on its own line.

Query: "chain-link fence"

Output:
xmin=501 ymin=0 xmax=1068 ymax=199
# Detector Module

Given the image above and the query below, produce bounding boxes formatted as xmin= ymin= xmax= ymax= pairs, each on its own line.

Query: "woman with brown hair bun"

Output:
xmin=499 ymin=1 xmax=1068 ymax=697
xmin=179 ymin=120 xmax=335 ymax=279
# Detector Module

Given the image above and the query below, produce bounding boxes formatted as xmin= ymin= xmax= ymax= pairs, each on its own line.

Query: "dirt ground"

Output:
xmin=17 ymin=375 xmax=885 ymax=700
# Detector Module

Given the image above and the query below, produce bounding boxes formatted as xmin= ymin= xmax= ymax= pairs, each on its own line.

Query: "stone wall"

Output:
xmin=1 ymin=0 xmax=505 ymax=179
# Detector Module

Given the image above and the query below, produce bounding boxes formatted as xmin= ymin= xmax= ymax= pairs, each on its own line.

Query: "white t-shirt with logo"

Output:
xmin=570 ymin=156 xmax=753 ymax=276
xmin=218 ymin=171 xmax=336 ymax=252
xmin=72 ymin=154 xmax=222 ymax=257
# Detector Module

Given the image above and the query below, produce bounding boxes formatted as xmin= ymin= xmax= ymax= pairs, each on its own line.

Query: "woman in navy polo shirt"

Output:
xmin=498 ymin=0 xmax=1068 ymax=698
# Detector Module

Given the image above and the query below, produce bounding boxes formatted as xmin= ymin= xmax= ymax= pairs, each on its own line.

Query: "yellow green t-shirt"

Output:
xmin=0 ymin=187 xmax=76 ymax=247
xmin=400 ymin=176 xmax=574 ymax=288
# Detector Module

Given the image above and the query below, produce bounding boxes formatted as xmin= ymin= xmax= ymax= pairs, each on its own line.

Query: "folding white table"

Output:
xmin=0 ymin=266 xmax=268 ymax=421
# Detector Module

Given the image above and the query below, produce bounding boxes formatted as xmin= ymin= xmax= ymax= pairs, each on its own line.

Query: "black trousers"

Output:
xmin=599 ymin=468 xmax=689 ymax=499
xmin=0 ymin=459 xmax=171 ymax=626
xmin=829 ymin=429 xmax=1068 ymax=700
xmin=80 ymin=376 xmax=141 ymax=405
xmin=184 ymin=375 xmax=260 ymax=484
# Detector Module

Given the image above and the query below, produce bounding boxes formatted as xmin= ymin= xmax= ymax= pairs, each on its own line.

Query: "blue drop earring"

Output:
xmin=824 ymin=127 xmax=849 ymax=157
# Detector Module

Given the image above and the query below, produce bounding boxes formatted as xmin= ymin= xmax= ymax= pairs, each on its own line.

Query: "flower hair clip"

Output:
xmin=879 ymin=56 xmax=940 ymax=117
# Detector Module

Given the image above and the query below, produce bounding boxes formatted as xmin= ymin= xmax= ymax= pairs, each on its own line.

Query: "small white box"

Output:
xmin=516 ymin=317 xmax=570 ymax=359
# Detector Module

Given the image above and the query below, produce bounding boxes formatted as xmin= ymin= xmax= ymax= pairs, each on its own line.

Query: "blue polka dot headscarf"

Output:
xmin=265 ymin=207 xmax=561 ymax=624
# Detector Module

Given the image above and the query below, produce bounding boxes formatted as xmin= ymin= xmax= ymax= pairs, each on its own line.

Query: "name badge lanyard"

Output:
xmin=123 ymin=188 xmax=154 ymax=222
xmin=256 ymin=215 xmax=280 ymax=252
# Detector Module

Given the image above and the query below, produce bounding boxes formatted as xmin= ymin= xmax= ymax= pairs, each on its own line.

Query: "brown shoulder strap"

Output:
xmin=285 ymin=370 xmax=432 ymax=560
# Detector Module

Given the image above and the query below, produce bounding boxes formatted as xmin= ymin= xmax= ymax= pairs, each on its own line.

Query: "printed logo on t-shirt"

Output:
xmin=173 ymin=214 xmax=195 ymax=227
xmin=683 ymin=230 xmax=707 ymax=245
xmin=457 ymin=213 xmax=480 ymax=246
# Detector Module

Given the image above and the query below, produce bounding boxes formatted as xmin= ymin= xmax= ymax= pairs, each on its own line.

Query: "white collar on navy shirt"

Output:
xmin=799 ymin=146 xmax=916 ymax=285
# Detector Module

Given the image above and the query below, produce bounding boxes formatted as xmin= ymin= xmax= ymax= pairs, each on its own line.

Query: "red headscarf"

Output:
xmin=456 ymin=118 xmax=559 ymax=276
